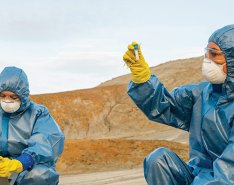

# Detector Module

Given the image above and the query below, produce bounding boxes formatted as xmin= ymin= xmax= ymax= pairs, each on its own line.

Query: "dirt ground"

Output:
xmin=59 ymin=168 xmax=146 ymax=185
xmin=57 ymin=139 xmax=189 ymax=175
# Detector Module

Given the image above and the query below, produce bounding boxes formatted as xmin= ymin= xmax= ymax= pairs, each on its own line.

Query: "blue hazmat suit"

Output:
xmin=0 ymin=67 xmax=64 ymax=185
xmin=128 ymin=25 xmax=234 ymax=185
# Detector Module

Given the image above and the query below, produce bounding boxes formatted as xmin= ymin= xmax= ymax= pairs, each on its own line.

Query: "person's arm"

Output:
xmin=20 ymin=106 xmax=65 ymax=167
xmin=122 ymin=42 xmax=199 ymax=131
xmin=128 ymin=75 xmax=197 ymax=131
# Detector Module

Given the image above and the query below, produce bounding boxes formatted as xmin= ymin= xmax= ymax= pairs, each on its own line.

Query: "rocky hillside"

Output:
xmin=99 ymin=56 xmax=203 ymax=89
xmin=31 ymin=56 xmax=203 ymax=143
xmin=30 ymin=56 xmax=203 ymax=174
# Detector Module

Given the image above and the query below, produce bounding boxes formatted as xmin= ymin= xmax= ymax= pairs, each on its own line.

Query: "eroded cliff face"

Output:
xmin=31 ymin=84 xmax=164 ymax=139
xmin=31 ymin=56 xmax=203 ymax=143
xmin=30 ymin=56 xmax=203 ymax=174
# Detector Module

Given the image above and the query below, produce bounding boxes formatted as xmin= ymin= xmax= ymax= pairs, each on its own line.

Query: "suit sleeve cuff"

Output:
xmin=16 ymin=153 xmax=35 ymax=170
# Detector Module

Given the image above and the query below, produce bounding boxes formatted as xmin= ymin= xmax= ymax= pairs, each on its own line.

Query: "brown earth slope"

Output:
xmin=99 ymin=56 xmax=203 ymax=89
xmin=31 ymin=56 xmax=203 ymax=142
xmin=30 ymin=56 xmax=203 ymax=174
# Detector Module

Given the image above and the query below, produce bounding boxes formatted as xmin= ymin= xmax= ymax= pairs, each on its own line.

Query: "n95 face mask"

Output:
xmin=202 ymin=58 xmax=227 ymax=84
xmin=0 ymin=100 xmax=21 ymax=113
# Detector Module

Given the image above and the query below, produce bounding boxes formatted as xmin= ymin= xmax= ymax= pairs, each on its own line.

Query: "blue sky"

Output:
xmin=0 ymin=0 xmax=234 ymax=94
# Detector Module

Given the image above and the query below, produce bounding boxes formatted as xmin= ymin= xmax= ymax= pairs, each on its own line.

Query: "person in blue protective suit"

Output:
xmin=122 ymin=24 xmax=234 ymax=185
xmin=0 ymin=66 xmax=64 ymax=185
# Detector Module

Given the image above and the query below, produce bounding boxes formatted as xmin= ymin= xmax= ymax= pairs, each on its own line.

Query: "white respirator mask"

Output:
xmin=202 ymin=58 xmax=227 ymax=84
xmin=0 ymin=99 xmax=21 ymax=113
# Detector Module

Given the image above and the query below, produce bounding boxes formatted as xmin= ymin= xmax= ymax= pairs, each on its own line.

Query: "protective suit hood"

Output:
xmin=208 ymin=24 xmax=234 ymax=99
xmin=0 ymin=66 xmax=30 ymax=114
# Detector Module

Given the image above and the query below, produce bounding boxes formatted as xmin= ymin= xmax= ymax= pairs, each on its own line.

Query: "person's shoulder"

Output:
xmin=196 ymin=81 xmax=210 ymax=88
xmin=175 ymin=81 xmax=210 ymax=97
xmin=29 ymin=101 xmax=50 ymax=116
xmin=180 ymin=81 xmax=209 ymax=90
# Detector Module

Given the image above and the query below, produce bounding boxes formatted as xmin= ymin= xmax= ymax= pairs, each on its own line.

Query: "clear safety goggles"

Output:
xmin=204 ymin=47 xmax=224 ymax=58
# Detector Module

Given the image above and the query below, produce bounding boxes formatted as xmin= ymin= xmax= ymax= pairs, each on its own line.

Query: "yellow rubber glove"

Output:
xmin=123 ymin=41 xmax=151 ymax=83
xmin=0 ymin=156 xmax=23 ymax=178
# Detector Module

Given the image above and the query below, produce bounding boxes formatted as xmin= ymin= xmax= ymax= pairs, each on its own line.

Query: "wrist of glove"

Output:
xmin=123 ymin=41 xmax=151 ymax=83
xmin=0 ymin=156 xmax=23 ymax=178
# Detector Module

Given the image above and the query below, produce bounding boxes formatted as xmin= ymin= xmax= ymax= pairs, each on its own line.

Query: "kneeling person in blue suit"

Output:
xmin=0 ymin=66 xmax=64 ymax=185
xmin=123 ymin=25 xmax=234 ymax=184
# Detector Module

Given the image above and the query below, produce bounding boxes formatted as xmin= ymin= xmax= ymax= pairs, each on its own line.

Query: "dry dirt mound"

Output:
xmin=99 ymin=56 xmax=203 ymax=90
xmin=31 ymin=56 xmax=202 ymax=142
xmin=31 ymin=84 xmax=188 ymax=142
xmin=57 ymin=139 xmax=189 ymax=175
xmin=30 ymin=56 xmax=202 ymax=175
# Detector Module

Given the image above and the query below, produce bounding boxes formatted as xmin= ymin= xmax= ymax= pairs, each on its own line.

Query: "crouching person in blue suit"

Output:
xmin=123 ymin=25 xmax=234 ymax=185
xmin=0 ymin=66 xmax=64 ymax=185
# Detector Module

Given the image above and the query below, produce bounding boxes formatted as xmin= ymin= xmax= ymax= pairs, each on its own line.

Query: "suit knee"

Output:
xmin=144 ymin=147 xmax=172 ymax=169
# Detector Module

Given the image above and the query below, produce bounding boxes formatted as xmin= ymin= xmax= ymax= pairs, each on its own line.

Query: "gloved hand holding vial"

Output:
xmin=122 ymin=41 xmax=151 ymax=83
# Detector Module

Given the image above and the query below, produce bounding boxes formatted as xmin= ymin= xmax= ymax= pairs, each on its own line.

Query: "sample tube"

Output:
xmin=134 ymin=44 xmax=139 ymax=61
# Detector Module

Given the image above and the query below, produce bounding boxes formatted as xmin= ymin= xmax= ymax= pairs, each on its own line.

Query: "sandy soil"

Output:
xmin=59 ymin=168 xmax=146 ymax=185
xmin=57 ymin=139 xmax=189 ymax=175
